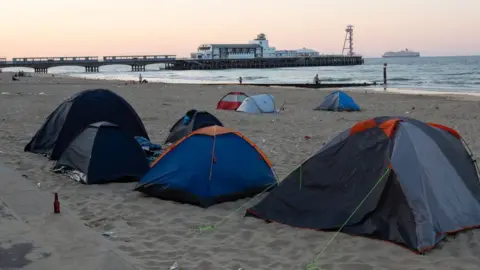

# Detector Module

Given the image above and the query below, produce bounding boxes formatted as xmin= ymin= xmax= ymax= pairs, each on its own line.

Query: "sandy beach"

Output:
xmin=1 ymin=72 xmax=480 ymax=270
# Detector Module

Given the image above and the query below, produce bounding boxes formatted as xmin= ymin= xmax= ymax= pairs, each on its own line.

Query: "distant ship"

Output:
xmin=382 ymin=49 xmax=420 ymax=58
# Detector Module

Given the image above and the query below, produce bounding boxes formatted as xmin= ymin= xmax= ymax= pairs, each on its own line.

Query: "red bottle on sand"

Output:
xmin=54 ymin=192 xmax=60 ymax=214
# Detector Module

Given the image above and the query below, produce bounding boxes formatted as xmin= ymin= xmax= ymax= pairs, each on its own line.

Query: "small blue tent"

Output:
xmin=135 ymin=125 xmax=277 ymax=207
xmin=315 ymin=91 xmax=360 ymax=111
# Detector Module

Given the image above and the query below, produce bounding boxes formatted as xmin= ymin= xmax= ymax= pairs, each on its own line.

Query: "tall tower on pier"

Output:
xmin=342 ymin=25 xmax=355 ymax=56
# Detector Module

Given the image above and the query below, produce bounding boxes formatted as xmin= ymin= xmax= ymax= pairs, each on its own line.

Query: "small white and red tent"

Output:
xmin=216 ymin=92 xmax=249 ymax=110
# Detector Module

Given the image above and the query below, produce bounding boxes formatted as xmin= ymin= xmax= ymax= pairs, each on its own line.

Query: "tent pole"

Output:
xmin=462 ymin=138 xmax=480 ymax=179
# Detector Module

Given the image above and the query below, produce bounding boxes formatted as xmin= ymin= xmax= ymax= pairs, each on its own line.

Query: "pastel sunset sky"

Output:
xmin=1 ymin=0 xmax=479 ymax=58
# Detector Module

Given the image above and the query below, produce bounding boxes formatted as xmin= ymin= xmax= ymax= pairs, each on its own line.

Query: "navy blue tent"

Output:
xmin=25 ymin=89 xmax=148 ymax=160
xmin=314 ymin=91 xmax=360 ymax=111
xmin=52 ymin=122 xmax=150 ymax=184
xmin=164 ymin=110 xmax=223 ymax=144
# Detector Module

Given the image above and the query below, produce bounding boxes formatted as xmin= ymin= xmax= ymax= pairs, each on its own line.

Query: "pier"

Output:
xmin=166 ymin=55 xmax=364 ymax=70
xmin=0 ymin=27 xmax=368 ymax=73
xmin=0 ymin=55 xmax=176 ymax=73
xmin=0 ymin=55 xmax=363 ymax=73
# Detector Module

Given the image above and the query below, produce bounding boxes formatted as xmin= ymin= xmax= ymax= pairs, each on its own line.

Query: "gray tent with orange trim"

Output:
xmin=247 ymin=116 xmax=480 ymax=253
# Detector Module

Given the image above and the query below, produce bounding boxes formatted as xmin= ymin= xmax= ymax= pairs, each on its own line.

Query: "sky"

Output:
xmin=1 ymin=0 xmax=479 ymax=58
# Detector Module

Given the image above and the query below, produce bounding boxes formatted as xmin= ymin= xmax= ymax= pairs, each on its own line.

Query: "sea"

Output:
xmin=6 ymin=56 xmax=480 ymax=94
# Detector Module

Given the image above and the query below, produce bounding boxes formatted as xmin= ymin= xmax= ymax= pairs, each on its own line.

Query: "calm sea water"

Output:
xmin=4 ymin=56 xmax=480 ymax=93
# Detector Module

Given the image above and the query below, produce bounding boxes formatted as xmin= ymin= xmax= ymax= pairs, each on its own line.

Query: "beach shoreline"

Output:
xmin=5 ymin=70 xmax=480 ymax=101
xmin=3 ymin=55 xmax=480 ymax=92
xmin=1 ymin=71 xmax=480 ymax=269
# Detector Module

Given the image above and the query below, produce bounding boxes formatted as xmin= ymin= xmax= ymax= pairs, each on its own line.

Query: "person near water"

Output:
xmin=239 ymin=76 xmax=243 ymax=84
xmin=314 ymin=74 xmax=320 ymax=84
xmin=139 ymin=73 xmax=143 ymax=83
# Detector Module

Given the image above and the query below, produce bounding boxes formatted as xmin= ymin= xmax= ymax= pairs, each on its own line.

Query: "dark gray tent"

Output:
xmin=164 ymin=110 xmax=223 ymax=144
xmin=314 ymin=90 xmax=360 ymax=111
xmin=52 ymin=122 xmax=150 ymax=184
xmin=248 ymin=116 xmax=480 ymax=253
xmin=25 ymin=89 xmax=148 ymax=160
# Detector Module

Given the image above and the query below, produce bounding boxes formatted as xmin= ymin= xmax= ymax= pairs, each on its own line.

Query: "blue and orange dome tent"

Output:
xmin=135 ymin=125 xmax=277 ymax=207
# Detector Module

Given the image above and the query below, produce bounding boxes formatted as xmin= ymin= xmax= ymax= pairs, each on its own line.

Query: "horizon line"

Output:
xmin=2 ymin=54 xmax=480 ymax=60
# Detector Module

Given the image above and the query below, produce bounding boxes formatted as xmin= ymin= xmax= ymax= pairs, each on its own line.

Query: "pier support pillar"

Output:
xmin=131 ymin=64 xmax=146 ymax=72
xmin=85 ymin=66 xmax=99 ymax=73
xmin=34 ymin=68 xmax=48 ymax=73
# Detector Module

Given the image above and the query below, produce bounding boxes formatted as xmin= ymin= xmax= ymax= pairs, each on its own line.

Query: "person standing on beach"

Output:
xmin=139 ymin=73 xmax=143 ymax=84
xmin=238 ymin=76 xmax=243 ymax=84
xmin=314 ymin=74 xmax=320 ymax=84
